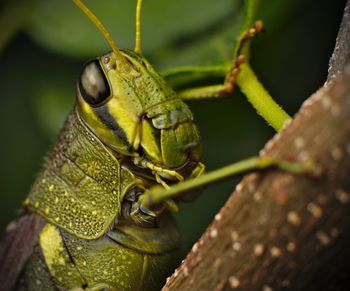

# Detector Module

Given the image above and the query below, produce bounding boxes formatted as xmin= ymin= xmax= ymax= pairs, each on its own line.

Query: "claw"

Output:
xmin=219 ymin=20 xmax=263 ymax=97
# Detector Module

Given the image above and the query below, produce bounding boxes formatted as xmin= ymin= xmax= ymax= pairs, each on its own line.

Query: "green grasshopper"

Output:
xmin=0 ymin=0 xmax=297 ymax=290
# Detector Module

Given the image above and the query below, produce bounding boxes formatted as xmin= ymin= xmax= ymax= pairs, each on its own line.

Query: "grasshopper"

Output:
xmin=0 ymin=0 xmax=296 ymax=290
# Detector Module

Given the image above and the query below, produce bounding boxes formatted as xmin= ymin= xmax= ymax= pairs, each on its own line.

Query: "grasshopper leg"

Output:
xmin=171 ymin=21 xmax=264 ymax=100
xmin=136 ymin=163 xmax=206 ymax=214
xmin=139 ymin=156 xmax=311 ymax=209
xmin=163 ymin=20 xmax=291 ymax=131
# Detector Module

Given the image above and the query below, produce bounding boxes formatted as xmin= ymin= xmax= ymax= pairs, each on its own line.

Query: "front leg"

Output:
xmin=165 ymin=21 xmax=263 ymax=100
xmin=139 ymin=156 xmax=310 ymax=209
xmin=163 ymin=20 xmax=291 ymax=131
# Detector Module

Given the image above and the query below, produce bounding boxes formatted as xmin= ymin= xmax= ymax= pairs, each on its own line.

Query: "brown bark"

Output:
xmin=328 ymin=0 xmax=350 ymax=82
xmin=163 ymin=2 xmax=350 ymax=290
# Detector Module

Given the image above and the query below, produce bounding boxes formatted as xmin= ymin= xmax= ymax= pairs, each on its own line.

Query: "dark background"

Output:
xmin=0 ymin=0 xmax=346 ymax=255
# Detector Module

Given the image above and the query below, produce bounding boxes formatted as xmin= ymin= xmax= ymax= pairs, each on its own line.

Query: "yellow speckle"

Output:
xmin=212 ymin=213 xmax=221 ymax=222
xmin=270 ymin=246 xmax=281 ymax=257
xmin=232 ymin=242 xmax=241 ymax=251
xmin=23 ymin=198 xmax=30 ymax=205
xmin=231 ymin=231 xmax=239 ymax=241
xmin=316 ymin=231 xmax=331 ymax=245
xmin=45 ymin=208 xmax=50 ymax=214
xmin=41 ymin=179 xmax=46 ymax=183
xmin=67 ymin=272 xmax=72 ymax=276
xmin=83 ymin=261 xmax=87 ymax=266
xmin=287 ymin=211 xmax=301 ymax=226
xmin=58 ymin=257 xmax=65 ymax=265
xmin=58 ymin=277 xmax=62 ymax=282
xmin=254 ymin=191 xmax=262 ymax=202
xmin=210 ymin=228 xmax=218 ymax=238
xmin=92 ymin=210 xmax=97 ymax=216
xmin=34 ymin=202 xmax=40 ymax=208
xmin=228 ymin=276 xmax=240 ymax=288
xmin=294 ymin=137 xmax=305 ymax=148
xmin=287 ymin=242 xmax=296 ymax=252
xmin=103 ymin=270 xmax=108 ymax=275
xmin=77 ymin=246 xmax=83 ymax=251
xmin=54 ymin=197 xmax=59 ymax=204
xmin=55 ymin=217 xmax=60 ymax=222
xmin=335 ymin=189 xmax=350 ymax=204
xmin=331 ymin=147 xmax=343 ymax=160
xmin=48 ymin=185 xmax=54 ymax=192
xmin=307 ymin=202 xmax=322 ymax=218
xmin=236 ymin=183 xmax=243 ymax=192
xmin=262 ymin=285 xmax=273 ymax=291
xmin=254 ymin=243 xmax=264 ymax=256
xmin=71 ymin=198 xmax=75 ymax=202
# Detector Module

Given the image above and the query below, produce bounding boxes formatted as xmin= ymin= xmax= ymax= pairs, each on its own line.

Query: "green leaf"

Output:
xmin=33 ymin=84 xmax=73 ymax=137
xmin=27 ymin=0 xmax=238 ymax=58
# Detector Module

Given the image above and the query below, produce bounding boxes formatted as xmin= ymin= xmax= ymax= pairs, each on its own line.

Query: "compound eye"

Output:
xmin=79 ymin=60 xmax=111 ymax=105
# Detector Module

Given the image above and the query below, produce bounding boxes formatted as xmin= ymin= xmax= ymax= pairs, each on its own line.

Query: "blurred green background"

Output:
xmin=0 ymin=0 xmax=346 ymax=257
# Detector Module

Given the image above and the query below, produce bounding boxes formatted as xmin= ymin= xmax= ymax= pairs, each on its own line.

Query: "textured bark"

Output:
xmin=163 ymin=3 xmax=350 ymax=290
xmin=328 ymin=0 xmax=350 ymax=83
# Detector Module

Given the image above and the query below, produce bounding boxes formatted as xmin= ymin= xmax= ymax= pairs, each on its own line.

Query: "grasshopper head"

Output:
xmin=76 ymin=50 xmax=202 ymax=180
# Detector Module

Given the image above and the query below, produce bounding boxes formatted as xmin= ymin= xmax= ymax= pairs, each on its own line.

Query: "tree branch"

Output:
xmin=327 ymin=0 xmax=350 ymax=82
xmin=163 ymin=2 xmax=350 ymax=290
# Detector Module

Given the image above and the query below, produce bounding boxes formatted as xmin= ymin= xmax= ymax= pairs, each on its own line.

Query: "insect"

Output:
xmin=0 ymin=0 xmax=296 ymax=290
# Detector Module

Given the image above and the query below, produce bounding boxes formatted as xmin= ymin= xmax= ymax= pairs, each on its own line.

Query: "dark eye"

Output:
xmin=78 ymin=60 xmax=111 ymax=105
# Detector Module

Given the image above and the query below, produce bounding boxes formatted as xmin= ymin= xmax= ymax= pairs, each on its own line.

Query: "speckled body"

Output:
xmin=17 ymin=49 xmax=203 ymax=290
xmin=22 ymin=110 xmax=181 ymax=290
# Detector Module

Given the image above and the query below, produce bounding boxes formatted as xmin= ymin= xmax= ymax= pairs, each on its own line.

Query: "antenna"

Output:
xmin=135 ymin=0 xmax=143 ymax=53
xmin=73 ymin=0 xmax=128 ymax=66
